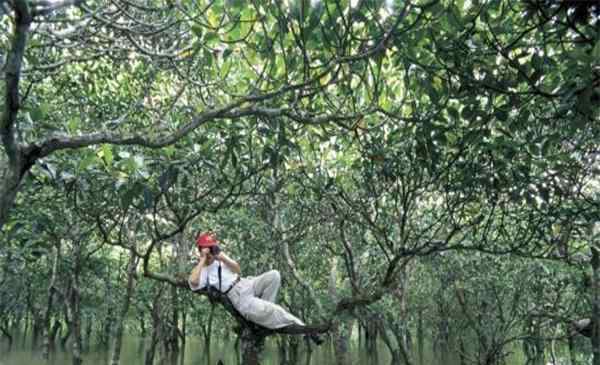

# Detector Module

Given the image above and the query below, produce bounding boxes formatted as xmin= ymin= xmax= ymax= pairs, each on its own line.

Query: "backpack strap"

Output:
xmin=218 ymin=261 xmax=222 ymax=292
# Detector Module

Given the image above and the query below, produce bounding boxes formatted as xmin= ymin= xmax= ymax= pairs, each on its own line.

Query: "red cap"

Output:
xmin=196 ymin=232 xmax=218 ymax=248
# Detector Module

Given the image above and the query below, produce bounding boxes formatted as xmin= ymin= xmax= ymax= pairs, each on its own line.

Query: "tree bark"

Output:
xmin=70 ymin=240 xmax=83 ymax=365
xmin=591 ymin=246 xmax=600 ymax=365
xmin=42 ymin=241 xmax=61 ymax=360
xmin=83 ymin=315 xmax=92 ymax=351
xmin=110 ymin=249 xmax=138 ymax=365
xmin=145 ymin=287 xmax=163 ymax=365
xmin=568 ymin=335 xmax=577 ymax=365
xmin=240 ymin=328 xmax=265 ymax=365
xmin=0 ymin=322 xmax=13 ymax=349
xmin=417 ymin=308 xmax=424 ymax=365
xmin=378 ymin=319 xmax=401 ymax=365
xmin=328 ymin=257 xmax=352 ymax=365
xmin=0 ymin=0 xmax=32 ymax=230
xmin=50 ymin=319 xmax=61 ymax=349
xmin=391 ymin=324 xmax=413 ymax=365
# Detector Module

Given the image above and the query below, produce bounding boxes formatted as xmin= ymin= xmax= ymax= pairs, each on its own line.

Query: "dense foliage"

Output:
xmin=1 ymin=0 xmax=599 ymax=364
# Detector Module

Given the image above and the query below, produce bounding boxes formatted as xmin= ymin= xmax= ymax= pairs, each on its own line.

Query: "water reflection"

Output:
xmin=1 ymin=332 xmax=590 ymax=365
xmin=1 ymin=335 xmax=395 ymax=365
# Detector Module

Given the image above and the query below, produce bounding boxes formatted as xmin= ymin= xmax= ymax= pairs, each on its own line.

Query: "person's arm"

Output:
xmin=217 ymin=252 xmax=241 ymax=275
xmin=189 ymin=250 xmax=208 ymax=288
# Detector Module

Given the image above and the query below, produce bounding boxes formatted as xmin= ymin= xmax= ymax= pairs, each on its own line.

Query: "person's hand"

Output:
xmin=214 ymin=251 xmax=224 ymax=261
xmin=196 ymin=248 xmax=209 ymax=261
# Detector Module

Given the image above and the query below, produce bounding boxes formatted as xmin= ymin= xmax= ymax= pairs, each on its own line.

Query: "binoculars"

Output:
xmin=209 ymin=245 xmax=221 ymax=256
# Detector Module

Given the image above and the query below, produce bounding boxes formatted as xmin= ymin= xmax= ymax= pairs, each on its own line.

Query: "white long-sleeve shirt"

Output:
xmin=189 ymin=260 xmax=238 ymax=292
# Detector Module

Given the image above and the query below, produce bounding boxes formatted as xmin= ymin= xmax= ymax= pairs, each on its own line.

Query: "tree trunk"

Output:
xmin=365 ymin=315 xmax=378 ymax=355
xmin=591 ymin=246 xmax=600 ymax=365
xmin=0 ymin=149 xmax=26 ymax=230
xmin=377 ymin=320 xmax=401 ymax=365
xmin=440 ymin=318 xmax=450 ymax=364
xmin=0 ymin=322 xmax=13 ymax=349
xmin=328 ymin=257 xmax=352 ymax=365
xmin=145 ymin=288 xmax=163 ymax=365
xmin=70 ymin=241 xmax=83 ymax=365
xmin=84 ymin=315 xmax=93 ymax=351
xmin=50 ymin=319 xmax=62 ymax=349
xmin=202 ymin=303 xmax=216 ymax=352
xmin=240 ymin=328 xmax=265 ymax=365
xmin=43 ymin=242 xmax=61 ymax=360
xmin=568 ymin=335 xmax=577 ymax=365
xmin=417 ymin=309 xmax=424 ymax=365
xmin=110 ymin=250 xmax=138 ymax=365
xmin=21 ymin=313 xmax=29 ymax=346
xmin=167 ymin=284 xmax=180 ymax=363
xmin=179 ymin=309 xmax=186 ymax=365
xmin=100 ymin=305 xmax=114 ymax=348
xmin=391 ymin=324 xmax=413 ymax=365
xmin=60 ymin=315 xmax=71 ymax=350
xmin=31 ymin=310 xmax=44 ymax=349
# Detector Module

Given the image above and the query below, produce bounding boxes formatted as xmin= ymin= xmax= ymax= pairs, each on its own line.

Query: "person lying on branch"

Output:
xmin=188 ymin=232 xmax=308 ymax=330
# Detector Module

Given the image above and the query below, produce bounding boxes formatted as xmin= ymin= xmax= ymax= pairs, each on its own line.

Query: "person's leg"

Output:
xmin=241 ymin=295 xmax=305 ymax=329
xmin=251 ymin=270 xmax=281 ymax=303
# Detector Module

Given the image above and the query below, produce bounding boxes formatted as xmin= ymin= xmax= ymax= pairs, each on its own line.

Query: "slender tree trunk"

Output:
xmin=377 ymin=320 xmax=401 ymax=365
xmin=179 ymin=309 xmax=186 ymax=365
xmin=365 ymin=315 xmax=378 ymax=355
xmin=240 ymin=328 xmax=265 ymax=365
xmin=168 ymin=284 xmax=180 ymax=363
xmin=203 ymin=303 xmax=216 ymax=351
xmin=441 ymin=320 xmax=450 ymax=364
xmin=110 ymin=250 xmax=138 ymax=365
xmin=32 ymin=321 xmax=41 ymax=347
xmin=417 ymin=309 xmax=424 ymax=365
xmin=568 ymin=335 xmax=577 ymax=365
xmin=60 ymin=310 xmax=71 ymax=350
xmin=43 ymin=242 xmax=61 ymax=360
xmin=21 ymin=313 xmax=29 ymax=346
xmin=333 ymin=320 xmax=353 ymax=365
xmin=278 ymin=337 xmax=288 ymax=365
xmin=328 ymin=257 xmax=352 ymax=365
xmin=458 ymin=336 xmax=467 ymax=365
xmin=391 ymin=324 xmax=414 ymax=365
xmin=100 ymin=305 xmax=114 ymax=348
xmin=591 ymin=246 xmax=600 ymax=365
xmin=70 ymin=241 xmax=83 ymax=365
xmin=0 ymin=322 xmax=13 ymax=349
xmin=139 ymin=314 xmax=146 ymax=338
xmin=83 ymin=315 xmax=93 ymax=351
xmin=145 ymin=288 xmax=163 ymax=365
xmin=50 ymin=319 xmax=61 ymax=350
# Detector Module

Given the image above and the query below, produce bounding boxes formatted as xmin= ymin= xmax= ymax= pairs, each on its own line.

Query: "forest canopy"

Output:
xmin=1 ymin=0 xmax=599 ymax=364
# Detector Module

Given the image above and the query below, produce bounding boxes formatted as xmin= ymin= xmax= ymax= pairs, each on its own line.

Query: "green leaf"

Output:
xmin=102 ymin=144 xmax=113 ymax=166
xmin=68 ymin=118 xmax=79 ymax=132
xmin=31 ymin=103 xmax=49 ymax=121
xmin=192 ymin=24 xmax=203 ymax=37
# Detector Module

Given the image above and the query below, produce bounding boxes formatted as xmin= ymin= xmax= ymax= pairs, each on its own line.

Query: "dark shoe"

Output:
xmin=308 ymin=334 xmax=324 ymax=346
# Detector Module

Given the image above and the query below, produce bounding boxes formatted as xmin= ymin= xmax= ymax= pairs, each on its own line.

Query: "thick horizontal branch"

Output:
xmin=25 ymin=101 xmax=365 ymax=161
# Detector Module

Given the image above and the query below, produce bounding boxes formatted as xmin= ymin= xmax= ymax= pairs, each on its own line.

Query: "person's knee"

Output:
xmin=269 ymin=270 xmax=281 ymax=285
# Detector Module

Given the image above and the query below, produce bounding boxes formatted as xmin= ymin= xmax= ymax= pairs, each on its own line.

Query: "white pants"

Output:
xmin=227 ymin=270 xmax=305 ymax=329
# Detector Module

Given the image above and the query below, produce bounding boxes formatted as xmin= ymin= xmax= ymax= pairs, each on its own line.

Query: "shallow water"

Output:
xmin=0 ymin=335 xmax=399 ymax=365
xmin=1 ymin=333 xmax=581 ymax=365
